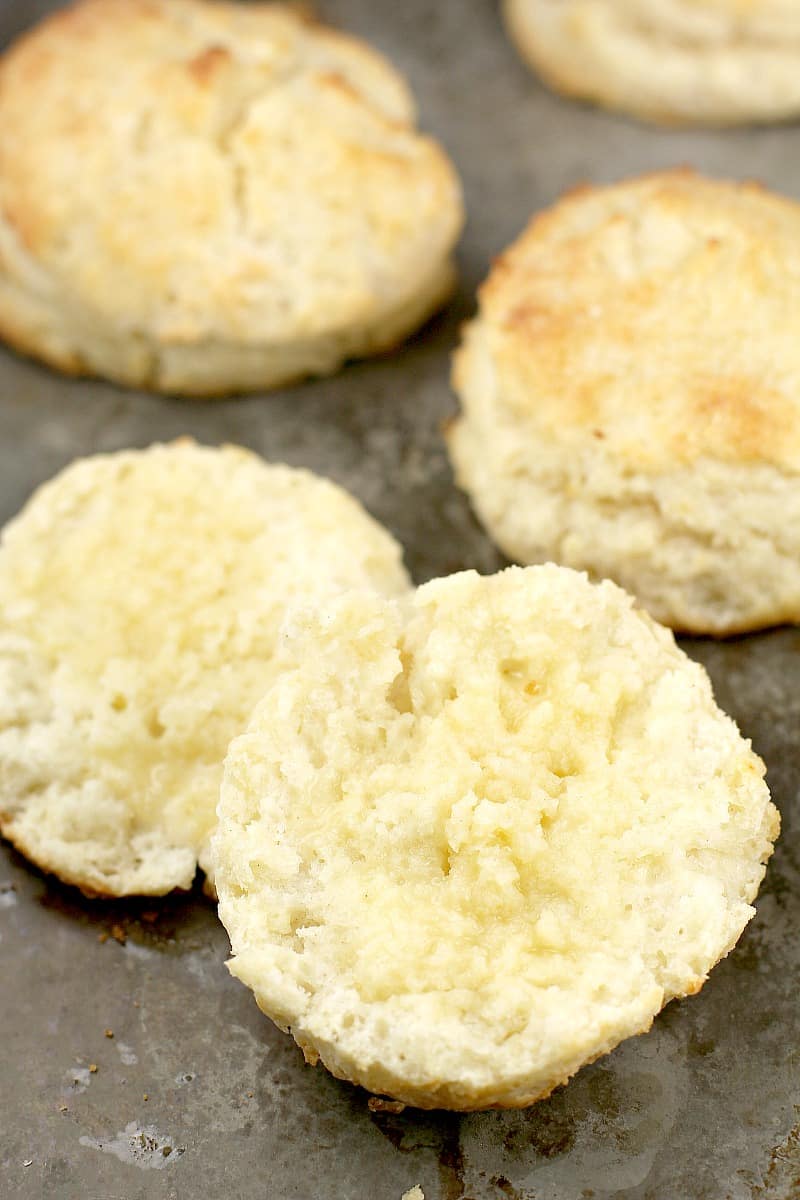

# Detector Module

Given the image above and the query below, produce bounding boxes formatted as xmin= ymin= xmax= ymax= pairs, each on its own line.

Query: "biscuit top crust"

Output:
xmin=466 ymin=171 xmax=800 ymax=472
xmin=0 ymin=0 xmax=461 ymax=344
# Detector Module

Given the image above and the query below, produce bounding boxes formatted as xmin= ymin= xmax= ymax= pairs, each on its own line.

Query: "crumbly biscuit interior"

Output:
xmin=0 ymin=445 xmax=408 ymax=882
xmin=219 ymin=569 xmax=774 ymax=1073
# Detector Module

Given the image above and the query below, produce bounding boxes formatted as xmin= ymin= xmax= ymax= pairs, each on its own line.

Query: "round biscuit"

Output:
xmin=0 ymin=441 xmax=410 ymax=897
xmin=213 ymin=565 xmax=778 ymax=1110
xmin=448 ymin=170 xmax=800 ymax=635
xmin=0 ymin=0 xmax=463 ymax=394
xmin=504 ymin=0 xmax=800 ymax=126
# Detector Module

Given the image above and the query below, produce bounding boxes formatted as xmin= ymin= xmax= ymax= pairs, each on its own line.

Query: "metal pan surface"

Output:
xmin=0 ymin=2 xmax=798 ymax=1197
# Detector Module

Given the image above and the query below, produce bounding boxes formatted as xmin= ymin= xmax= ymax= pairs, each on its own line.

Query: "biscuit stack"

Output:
xmin=0 ymin=0 xmax=790 ymax=1114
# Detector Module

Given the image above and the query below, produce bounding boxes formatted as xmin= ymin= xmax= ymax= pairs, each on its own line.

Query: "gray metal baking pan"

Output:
xmin=0 ymin=2 xmax=798 ymax=1196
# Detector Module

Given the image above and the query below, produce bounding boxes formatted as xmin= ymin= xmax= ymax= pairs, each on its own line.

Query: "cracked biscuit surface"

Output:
xmin=504 ymin=0 xmax=800 ymax=126
xmin=0 ymin=0 xmax=463 ymax=394
xmin=448 ymin=171 xmax=800 ymax=635
xmin=214 ymin=566 xmax=777 ymax=1110
xmin=0 ymin=441 xmax=410 ymax=896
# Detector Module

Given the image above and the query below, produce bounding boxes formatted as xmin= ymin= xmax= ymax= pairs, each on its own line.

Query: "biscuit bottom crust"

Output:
xmin=0 ymin=253 xmax=456 ymax=397
xmin=214 ymin=567 xmax=777 ymax=1109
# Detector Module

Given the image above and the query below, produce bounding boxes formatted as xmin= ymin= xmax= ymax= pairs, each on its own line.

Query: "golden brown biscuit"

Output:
xmin=504 ymin=0 xmax=800 ymax=126
xmin=448 ymin=170 xmax=800 ymax=635
xmin=0 ymin=0 xmax=463 ymax=394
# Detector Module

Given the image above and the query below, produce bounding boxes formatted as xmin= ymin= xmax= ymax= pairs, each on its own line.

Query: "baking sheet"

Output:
xmin=1 ymin=2 xmax=799 ymax=1197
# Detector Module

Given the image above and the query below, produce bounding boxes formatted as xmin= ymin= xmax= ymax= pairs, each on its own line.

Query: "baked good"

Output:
xmin=503 ymin=0 xmax=800 ymax=126
xmin=214 ymin=565 xmax=777 ymax=1110
xmin=448 ymin=170 xmax=800 ymax=635
xmin=0 ymin=0 xmax=463 ymax=395
xmin=0 ymin=441 xmax=410 ymax=896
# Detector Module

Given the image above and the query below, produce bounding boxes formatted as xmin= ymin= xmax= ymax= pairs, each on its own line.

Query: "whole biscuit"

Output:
xmin=214 ymin=566 xmax=777 ymax=1110
xmin=0 ymin=442 xmax=410 ymax=896
xmin=448 ymin=170 xmax=800 ymax=635
xmin=0 ymin=0 xmax=463 ymax=394
xmin=504 ymin=0 xmax=800 ymax=126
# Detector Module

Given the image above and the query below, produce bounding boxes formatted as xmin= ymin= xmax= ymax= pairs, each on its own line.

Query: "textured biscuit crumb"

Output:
xmin=214 ymin=565 xmax=777 ymax=1109
xmin=0 ymin=441 xmax=409 ymax=896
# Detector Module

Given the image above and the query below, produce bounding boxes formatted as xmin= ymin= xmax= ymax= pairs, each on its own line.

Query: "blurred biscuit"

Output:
xmin=504 ymin=0 xmax=800 ymax=126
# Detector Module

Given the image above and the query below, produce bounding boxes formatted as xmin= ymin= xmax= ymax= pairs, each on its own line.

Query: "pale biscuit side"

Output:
xmin=447 ymin=171 xmax=800 ymax=634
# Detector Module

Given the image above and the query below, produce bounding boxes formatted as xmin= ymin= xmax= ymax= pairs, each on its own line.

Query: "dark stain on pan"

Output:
xmin=437 ymin=1113 xmax=468 ymax=1200
xmin=367 ymin=1107 xmax=441 ymax=1155
xmin=491 ymin=1174 xmax=528 ymax=1199
xmin=502 ymin=1092 xmax=579 ymax=1160
xmin=369 ymin=1106 xmax=469 ymax=1197
xmin=33 ymin=863 xmax=212 ymax=952
xmin=748 ymin=1115 xmax=800 ymax=1197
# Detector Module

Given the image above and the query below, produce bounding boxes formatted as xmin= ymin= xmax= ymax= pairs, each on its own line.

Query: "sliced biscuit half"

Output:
xmin=0 ymin=441 xmax=410 ymax=896
xmin=214 ymin=565 xmax=777 ymax=1110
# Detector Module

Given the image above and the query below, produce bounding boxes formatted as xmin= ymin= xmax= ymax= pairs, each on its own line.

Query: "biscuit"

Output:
xmin=0 ymin=0 xmax=463 ymax=395
xmin=447 ymin=170 xmax=800 ymax=635
xmin=213 ymin=566 xmax=777 ymax=1110
xmin=0 ymin=442 xmax=410 ymax=897
xmin=503 ymin=0 xmax=800 ymax=126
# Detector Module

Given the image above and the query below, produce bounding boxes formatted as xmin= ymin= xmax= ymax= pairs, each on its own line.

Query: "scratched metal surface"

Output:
xmin=0 ymin=2 xmax=799 ymax=1197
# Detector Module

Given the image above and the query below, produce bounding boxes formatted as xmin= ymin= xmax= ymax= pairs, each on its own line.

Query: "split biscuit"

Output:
xmin=448 ymin=170 xmax=800 ymax=635
xmin=214 ymin=565 xmax=777 ymax=1110
xmin=0 ymin=441 xmax=410 ymax=896
xmin=504 ymin=0 xmax=800 ymax=126
xmin=0 ymin=0 xmax=463 ymax=394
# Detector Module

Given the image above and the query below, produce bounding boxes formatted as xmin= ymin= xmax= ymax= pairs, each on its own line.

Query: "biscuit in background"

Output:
xmin=214 ymin=566 xmax=777 ymax=1110
xmin=448 ymin=170 xmax=800 ymax=635
xmin=504 ymin=0 xmax=800 ymax=126
xmin=0 ymin=441 xmax=410 ymax=897
xmin=0 ymin=0 xmax=463 ymax=395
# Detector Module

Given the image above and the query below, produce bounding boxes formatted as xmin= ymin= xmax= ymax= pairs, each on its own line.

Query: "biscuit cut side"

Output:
xmin=504 ymin=0 xmax=800 ymax=126
xmin=448 ymin=171 xmax=800 ymax=635
xmin=0 ymin=442 xmax=410 ymax=896
xmin=0 ymin=0 xmax=463 ymax=394
xmin=214 ymin=566 xmax=777 ymax=1109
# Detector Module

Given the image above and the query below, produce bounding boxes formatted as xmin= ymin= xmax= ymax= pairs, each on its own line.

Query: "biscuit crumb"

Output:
xmin=104 ymin=1029 xmax=114 ymax=1039
xmin=368 ymin=1096 xmax=406 ymax=1114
